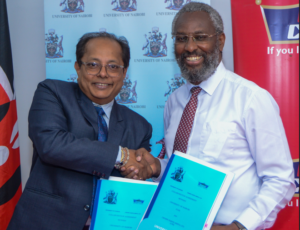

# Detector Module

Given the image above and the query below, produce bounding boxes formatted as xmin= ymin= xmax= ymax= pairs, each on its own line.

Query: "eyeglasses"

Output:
xmin=172 ymin=33 xmax=218 ymax=44
xmin=81 ymin=62 xmax=124 ymax=77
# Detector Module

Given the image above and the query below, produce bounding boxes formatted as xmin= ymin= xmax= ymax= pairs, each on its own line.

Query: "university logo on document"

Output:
xmin=258 ymin=1 xmax=299 ymax=44
xmin=293 ymin=159 xmax=299 ymax=197
xmin=116 ymin=75 xmax=137 ymax=104
xmin=164 ymin=74 xmax=185 ymax=100
xmin=103 ymin=190 xmax=118 ymax=204
xmin=45 ymin=29 xmax=64 ymax=59
xmin=60 ymin=0 xmax=84 ymax=13
xmin=111 ymin=0 xmax=137 ymax=12
xmin=171 ymin=167 xmax=185 ymax=182
xmin=142 ymin=27 xmax=167 ymax=58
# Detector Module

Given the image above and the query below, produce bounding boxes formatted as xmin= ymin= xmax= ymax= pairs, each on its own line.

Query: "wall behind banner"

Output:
xmin=43 ymin=0 xmax=234 ymax=159
xmin=7 ymin=0 xmax=233 ymax=189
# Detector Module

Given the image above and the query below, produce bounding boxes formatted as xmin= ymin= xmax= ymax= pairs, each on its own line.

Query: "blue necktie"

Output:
xmin=95 ymin=107 xmax=108 ymax=142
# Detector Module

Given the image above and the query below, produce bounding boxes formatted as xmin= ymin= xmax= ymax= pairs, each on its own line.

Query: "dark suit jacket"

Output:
xmin=8 ymin=79 xmax=152 ymax=230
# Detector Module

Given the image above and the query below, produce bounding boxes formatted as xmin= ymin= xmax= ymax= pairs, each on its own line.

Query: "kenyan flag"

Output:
xmin=0 ymin=0 xmax=22 ymax=229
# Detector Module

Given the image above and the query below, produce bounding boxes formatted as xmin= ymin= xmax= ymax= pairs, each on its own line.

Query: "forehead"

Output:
xmin=175 ymin=11 xmax=215 ymax=34
xmin=83 ymin=38 xmax=122 ymax=60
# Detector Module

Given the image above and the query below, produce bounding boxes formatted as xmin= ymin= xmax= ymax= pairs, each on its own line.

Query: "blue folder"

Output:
xmin=138 ymin=151 xmax=234 ymax=230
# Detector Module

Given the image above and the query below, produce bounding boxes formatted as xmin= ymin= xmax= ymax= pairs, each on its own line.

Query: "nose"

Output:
xmin=184 ymin=37 xmax=198 ymax=53
xmin=98 ymin=66 xmax=107 ymax=78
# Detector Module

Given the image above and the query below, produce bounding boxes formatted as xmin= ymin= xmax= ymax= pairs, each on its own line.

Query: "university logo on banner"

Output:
xmin=165 ymin=0 xmax=206 ymax=10
xmin=45 ymin=29 xmax=64 ymax=59
xmin=143 ymin=27 xmax=167 ymax=58
xmin=60 ymin=0 xmax=84 ymax=13
xmin=259 ymin=2 xmax=299 ymax=44
xmin=116 ymin=75 xmax=137 ymax=104
xmin=111 ymin=0 xmax=137 ymax=12
xmin=67 ymin=74 xmax=78 ymax=82
xmin=164 ymin=74 xmax=186 ymax=100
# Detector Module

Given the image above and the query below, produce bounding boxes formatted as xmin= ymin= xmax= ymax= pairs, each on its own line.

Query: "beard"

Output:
xmin=175 ymin=41 xmax=221 ymax=84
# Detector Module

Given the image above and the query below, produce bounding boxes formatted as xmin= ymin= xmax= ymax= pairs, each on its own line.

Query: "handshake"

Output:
xmin=118 ymin=148 xmax=161 ymax=180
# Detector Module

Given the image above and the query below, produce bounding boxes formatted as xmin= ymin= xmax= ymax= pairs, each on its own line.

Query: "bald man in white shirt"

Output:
xmin=130 ymin=3 xmax=296 ymax=230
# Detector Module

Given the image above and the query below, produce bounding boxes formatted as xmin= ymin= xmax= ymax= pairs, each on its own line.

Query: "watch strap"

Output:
xmin=233 ymin=220 xmax=247 ymax=230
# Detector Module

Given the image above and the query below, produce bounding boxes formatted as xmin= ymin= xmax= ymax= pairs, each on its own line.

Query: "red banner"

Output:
xmin=231 ymin=0 xmax=299 ymax=229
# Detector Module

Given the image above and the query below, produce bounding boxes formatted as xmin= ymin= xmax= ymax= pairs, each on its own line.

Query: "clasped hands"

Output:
xmin=119 ymin=148 xmax=160 ymax=180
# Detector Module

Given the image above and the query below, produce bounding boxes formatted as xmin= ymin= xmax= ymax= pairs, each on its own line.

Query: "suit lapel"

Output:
xmin=107 ymin=101 xmax=124 ymax=145
xmin=76 ymin=86 xmax=98 ymax=136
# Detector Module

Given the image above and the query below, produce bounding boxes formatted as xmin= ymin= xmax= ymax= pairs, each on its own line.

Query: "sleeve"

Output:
xmin=28 ymin=81 xmax=119 ymax=178
xmin=138 ymin=120 xmax=152 ymax=152
xmin=235 ymin=89 xmax=296 ymax=230
xmin=152 ymin=98 xmax=171 ymax=182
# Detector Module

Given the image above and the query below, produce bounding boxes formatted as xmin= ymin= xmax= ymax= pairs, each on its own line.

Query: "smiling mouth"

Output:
xmin=94 ymin=83 xmax=110 ymax=89
xmin=186 ymin=56 xmax=203 ymax=61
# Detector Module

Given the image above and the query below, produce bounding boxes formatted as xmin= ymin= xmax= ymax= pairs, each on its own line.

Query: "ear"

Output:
xmin=218 ymin=32 xmax=226 ymax=52
xmin=122 ymin=68 xmax=128 ymax=80
xmin=74 ymin=61 xmax=81 ymax=73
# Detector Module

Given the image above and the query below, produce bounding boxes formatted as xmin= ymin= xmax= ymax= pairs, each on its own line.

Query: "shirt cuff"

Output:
xmin=151 ymin=158 xmax=168 ymax=182
xmin=235 ymin=207 xmax=263 ymax=230
xmin=116 ymin=146 xmax=122 ymax=163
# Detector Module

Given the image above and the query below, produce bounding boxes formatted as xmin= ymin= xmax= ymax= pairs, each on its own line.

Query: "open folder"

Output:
xmin=138 ymin=151 xmax=234 ymax=230
xmin=90 ymin=176 xmax=158 ymax=230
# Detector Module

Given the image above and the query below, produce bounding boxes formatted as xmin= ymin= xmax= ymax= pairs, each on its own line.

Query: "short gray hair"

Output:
xmin=172 ymin=2 xmax=224 ymax=35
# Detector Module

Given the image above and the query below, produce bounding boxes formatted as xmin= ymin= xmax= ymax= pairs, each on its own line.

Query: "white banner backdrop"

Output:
xmin=44 ymin=0 xmax=210 ymax=157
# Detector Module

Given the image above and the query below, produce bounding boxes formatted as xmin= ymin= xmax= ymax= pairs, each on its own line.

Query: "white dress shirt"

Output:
xmin=93 ymin=100 xmax=122 ymax=162
xmin=156 ymin=62 xmax=295 ymax=230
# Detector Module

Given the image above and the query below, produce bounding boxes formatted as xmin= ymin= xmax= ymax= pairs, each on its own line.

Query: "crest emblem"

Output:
xmin=164 ymin=74 xmax=185 ymax=100
xmin=116 ymin=75 xmax=137 ymax=104
xmin=143 ymin=27 xmax=167 ymax=58
xmin=67 ymin=74 xmax=78 ymax=82
xmin=171 ymin=167 xmax=185 ymax=182
xmin=103 ymin=190 xmax=118 ymax=204
xmin=99 ymin=28 xmax=107 ymax=33
xmin=111 ymin=0 xmax=137 ymax=12
xmin=259 ymin=3 xmax=299 ymax=44
xmin=60 ymin=0 xmax=84 ymax=13
xmin=45 ymin=29 xmax=63 ymax=59
xmin=164 ymin=0 xmax=191 ymax=11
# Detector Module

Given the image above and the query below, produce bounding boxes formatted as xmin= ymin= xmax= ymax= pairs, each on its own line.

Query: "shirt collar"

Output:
xmin=92 ymin=100 xmax=114 ymax=119
xmin=185 ymin=61 xmax=226 ymax=97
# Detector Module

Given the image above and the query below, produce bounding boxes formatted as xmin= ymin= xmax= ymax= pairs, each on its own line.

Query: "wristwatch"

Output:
xmin=233 ymin=221 xmax=247 ymax=230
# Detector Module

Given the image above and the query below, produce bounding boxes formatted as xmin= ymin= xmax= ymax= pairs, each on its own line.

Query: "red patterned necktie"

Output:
xmin=173 ymin=87 xmax=201 ymax=153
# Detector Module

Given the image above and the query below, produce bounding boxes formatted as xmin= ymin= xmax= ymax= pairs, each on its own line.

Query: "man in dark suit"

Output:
xmin=8 ymin=32 xmax=153 ymax=230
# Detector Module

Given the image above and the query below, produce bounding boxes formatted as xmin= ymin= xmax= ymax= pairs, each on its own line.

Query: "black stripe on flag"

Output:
xmin=0 ymin=0 xmax=14 ymax=94
xmin=0 ymin=166 xmax=21 ymax=206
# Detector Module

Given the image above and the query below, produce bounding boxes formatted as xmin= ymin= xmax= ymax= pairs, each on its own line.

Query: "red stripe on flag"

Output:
xmin=0 ymin=184 xmax=22 ymax=230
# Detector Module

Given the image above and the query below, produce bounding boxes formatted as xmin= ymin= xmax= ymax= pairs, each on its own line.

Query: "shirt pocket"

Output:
xmin=200 ymin=122 xmax=236 ymax=161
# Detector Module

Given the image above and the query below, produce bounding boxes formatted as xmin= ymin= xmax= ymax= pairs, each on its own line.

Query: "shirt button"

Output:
xmin=84 ymin=204 xmax=90 ymax=211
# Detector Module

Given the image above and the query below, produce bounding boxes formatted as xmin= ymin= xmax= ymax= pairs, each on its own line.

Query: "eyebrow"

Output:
xmin=175 ymin=30 xmax=207 ymax=35
xmin=88 ymin=58 xmax=118 ymax=63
